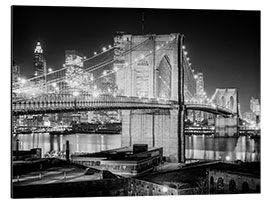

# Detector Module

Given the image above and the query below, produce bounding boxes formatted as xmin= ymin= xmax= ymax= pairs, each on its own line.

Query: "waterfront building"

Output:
xmin=12 ymin=158 xmax=127 ymax=198
xmin=71 ymin=144 xmax=163 ymax=177
xmin=34 ymin=42 xmax=46 ymax=76
xmin=250 ymin=97 xmax=260 ymax=115
xmin=207 ymin=162 xmax=260 ymax=194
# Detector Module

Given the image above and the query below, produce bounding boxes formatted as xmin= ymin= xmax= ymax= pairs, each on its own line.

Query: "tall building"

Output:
xmin=250 ymin=97 xmax=260 ymax=116
xmin=196 ymin=72 xmax=204 ymax=96
xmin=34 ymin=42 xmax=46 ymax=76
xmin=65 ymin=50 xmax=84 ymax=68
xmin=12 ymin=60 xmax=20 ymax=84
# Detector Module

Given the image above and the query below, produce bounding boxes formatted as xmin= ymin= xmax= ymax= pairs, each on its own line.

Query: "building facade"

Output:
xmin=34 ymin=42 xmax=46 ymax=76
xmin=12 ymin=60 xmax=20 ymax=85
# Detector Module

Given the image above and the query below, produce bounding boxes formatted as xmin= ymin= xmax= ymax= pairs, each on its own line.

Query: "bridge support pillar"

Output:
xmin=121 ymin=109 xmax=181 ymax=162
xmin=121 ymin=110 xmax=132 ymax=147
xmin=215 ymin=115 xmax=238 ymax=137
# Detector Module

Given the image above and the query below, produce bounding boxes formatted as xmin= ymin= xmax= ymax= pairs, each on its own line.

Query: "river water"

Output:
xmin=12 ymin=133 xmax=260 ymax=162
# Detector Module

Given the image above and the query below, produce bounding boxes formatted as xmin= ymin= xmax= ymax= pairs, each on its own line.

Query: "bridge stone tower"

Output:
xmin=114 ymin=33 xmax=185 ymax=162
xmin=212 ymin=88 xmax=239 ymax=136
xmin=114 ymin=33 xmax=180 ymax=101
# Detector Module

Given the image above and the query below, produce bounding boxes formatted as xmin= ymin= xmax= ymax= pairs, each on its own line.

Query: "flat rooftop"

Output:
xmin=72 ymin=146 xmax=162 ymax=161
xmin=136 ymin=161 xmax=260 ymax=189
xmin=13 ymin=158 xmax=118 ymax=186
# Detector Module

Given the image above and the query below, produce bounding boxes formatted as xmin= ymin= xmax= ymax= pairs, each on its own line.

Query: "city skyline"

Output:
xmin=12 ymin=6 xmax=260 ymax=113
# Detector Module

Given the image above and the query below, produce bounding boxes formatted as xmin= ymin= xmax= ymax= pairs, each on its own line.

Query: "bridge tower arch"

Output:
xmin=156 ymin=54 xmax=172 ymax=99
xmin=211 ymin=88 xmax=239 ymax=136
xmin=114 ymin=33 xmax=180 ymax=101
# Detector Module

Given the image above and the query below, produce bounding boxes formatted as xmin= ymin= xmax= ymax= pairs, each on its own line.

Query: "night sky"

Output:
xmin=12 ymin=6 xmax=260 ymax=113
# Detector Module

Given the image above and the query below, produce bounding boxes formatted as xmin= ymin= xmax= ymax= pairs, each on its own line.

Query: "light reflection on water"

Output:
xmin=185 ymin=135 xmax=260 ymax=162
xmin=12 ymin=133 xmax=260 ymax=162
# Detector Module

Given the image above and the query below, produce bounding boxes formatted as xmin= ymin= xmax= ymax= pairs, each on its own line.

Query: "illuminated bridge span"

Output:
xmin=12 ymin=33 xmax=239 ymax=162
xmin=12 ymin=93 xmax=234 ymax=116
xmin=185 ymin=103 xmax=234 ymax=116
xmin=12 ymin=94 xmax=176 ymax=115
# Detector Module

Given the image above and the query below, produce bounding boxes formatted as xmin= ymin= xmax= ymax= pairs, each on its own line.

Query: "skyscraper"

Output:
xmin=196 ymin=72 xmax=204 ymax=96
xmin=250 ymin=97 xmax=260 ymax=116
xmin=34 ymin=42 xmax=46 ymax=76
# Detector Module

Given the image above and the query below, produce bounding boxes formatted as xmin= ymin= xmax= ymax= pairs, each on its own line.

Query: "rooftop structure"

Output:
xmin=12 ymin=158 xmax=127 ymax=198
xmin=71 ymin=144 xmax=163 ymax=177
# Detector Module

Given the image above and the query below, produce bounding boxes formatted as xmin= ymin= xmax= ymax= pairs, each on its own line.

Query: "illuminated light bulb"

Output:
xmin=113 ymin=66 xmax=118 ymax=72
xmin=189 ymin=63 xmax=192 ymax=66
xmin=63 ymin=64 xmax=66 ymax=67
xmin=125 ymin=62 xmax=129 ymax=66
xmin=52 ymin=83 xmax=57 ymax=87
xmin=83 ymin=56 xmax=86 ymax=59
xmin=149 ymin=50 xmax=153 ymax=54
xmin=162 ymin=186 xmax=168 ymax=193
xmin=134 ymin=58 xmax=138 ymax=62
xmin=108 ymin=45 xmax=112 ymax=49
xmin=48 ymin=68 xmax=53 ymax=73
xmin=102 ymin=47 xmax=107 ymax=52
xmin=184 ymin=51 xmax=188 ymax=55
xmin=94 ymin=52 xmax=97 ymax=55
xmin=187 ymin=57 xmax=190 ymax=61
xmin=156 ymin=46 xmax=160 ymax=50
xmin=166 ymin=41 xmax=169 ymax=44
xmin=140 ymin=54 xmax=145 ymax=59
xmin=182 ymin=45 xmax=186 ymax=49
xmin=21 ymin=78 xmax=26 ymax=84
xmin=73 ymin=91 xmax=80 ymax=97
xmin=103 ymin=70 xmax=107 ymax=76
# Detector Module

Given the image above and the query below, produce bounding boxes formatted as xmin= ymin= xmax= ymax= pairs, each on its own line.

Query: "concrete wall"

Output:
xmin=128 ymin=178 xmax=194 ymax=196
xmin=121 ymin=109 xmax=180 ymax=162
xmin=207 ymin=169 xmax=260 ymax=194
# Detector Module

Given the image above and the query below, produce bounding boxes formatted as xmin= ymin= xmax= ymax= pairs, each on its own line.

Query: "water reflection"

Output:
xmin=13 ymin=133 xmax=260 ymax=162
xmin=185 ymin=135 xmax=260 ymax=162
xmin=13 ymin=133 xmax=121 ymax=156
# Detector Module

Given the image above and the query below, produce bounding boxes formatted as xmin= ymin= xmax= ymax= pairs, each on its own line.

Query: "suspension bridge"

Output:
xmin=12 ymin=33 xmax=239 ymax=162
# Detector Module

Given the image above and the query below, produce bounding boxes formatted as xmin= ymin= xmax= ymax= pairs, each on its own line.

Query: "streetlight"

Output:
xmin=48 ymin=68 xmax=53 ymax=73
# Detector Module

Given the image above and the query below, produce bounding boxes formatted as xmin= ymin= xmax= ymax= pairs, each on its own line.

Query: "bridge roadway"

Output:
xmin=12 ymin=94 xmax=233 ymax=116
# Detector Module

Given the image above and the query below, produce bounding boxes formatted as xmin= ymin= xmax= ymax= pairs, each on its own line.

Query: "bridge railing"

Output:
xmin=12 ymin=94 xmax=176 ymax=114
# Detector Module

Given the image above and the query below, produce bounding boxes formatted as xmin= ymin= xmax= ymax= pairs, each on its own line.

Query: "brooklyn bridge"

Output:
xmin=12 ymin=33 xmax=240 ymax=162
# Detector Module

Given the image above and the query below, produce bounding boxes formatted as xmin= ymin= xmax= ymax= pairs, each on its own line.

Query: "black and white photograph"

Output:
xmin=8 ymin=1 xmax=264 ymax=200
